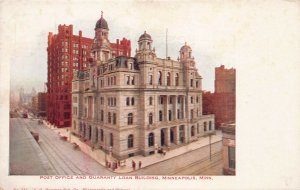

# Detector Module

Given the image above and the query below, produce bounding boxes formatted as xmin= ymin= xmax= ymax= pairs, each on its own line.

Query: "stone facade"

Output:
xmin=71 ymin=15 xmax=215 ymax=159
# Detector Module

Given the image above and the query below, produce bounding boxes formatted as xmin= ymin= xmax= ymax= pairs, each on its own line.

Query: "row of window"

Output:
xmin=126 ymin=97 xmax=135 ymax=106
xmin=99 ymin=76 xmax=117 ymax=88
xmin=107 ymin=97 xmax=116 ymax=107
xmin=99 ymin=111 xmax=133 ymax=125
xmin=157 ymin=96 xmax=200 ymax=105
xmin=126 ymin=75 xmax=135 ymax=85
xmin=78 ymin=122 xmax=213 ymax=150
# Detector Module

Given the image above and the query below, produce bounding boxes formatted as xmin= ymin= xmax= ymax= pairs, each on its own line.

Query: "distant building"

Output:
xmin=38 ymin=92 xmax=47 ymax=117
xmin=31 ymin=96 xmax=38 ymax=114
xmin=203 ymin=65 xmax=236 ymax=128
xmin=221 ymin=123 xmax=235 ymax=175
xmin=47 ymin=22 xmax=131 ymax=128
xmin=19 ymin=87 xmax=34 ymax=106
xmin=71 ymin=14 xmax=215 ymax=159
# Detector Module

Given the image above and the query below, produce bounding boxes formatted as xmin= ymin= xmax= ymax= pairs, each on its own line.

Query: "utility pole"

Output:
xmin=209 ymin=134 xmax=212 ymax=161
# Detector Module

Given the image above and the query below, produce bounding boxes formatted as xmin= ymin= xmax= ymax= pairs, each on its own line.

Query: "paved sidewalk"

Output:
xmin=10 ymin=118 xmax=56 ymax=175
xmin=43 ymin=120 xmax=222 ymax=174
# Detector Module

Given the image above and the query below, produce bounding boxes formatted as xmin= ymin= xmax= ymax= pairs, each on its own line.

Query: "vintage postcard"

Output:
xmin=1 ymin=0 xmax=299 ymax=189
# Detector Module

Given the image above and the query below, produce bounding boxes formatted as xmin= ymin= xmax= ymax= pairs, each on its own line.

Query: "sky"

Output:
xmin=1 ymin=0 xmax=243 ymax=93
xmin=1 ymin=0 xmax=299 ymax=94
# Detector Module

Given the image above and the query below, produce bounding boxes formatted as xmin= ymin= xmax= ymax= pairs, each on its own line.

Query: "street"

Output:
xmin=10 ymin=118 xmax=223 ymax=175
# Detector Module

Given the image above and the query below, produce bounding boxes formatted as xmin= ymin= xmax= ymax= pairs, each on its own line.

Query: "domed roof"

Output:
xmin=138 ymin=31 xmax=152 ymax=41
xmin=180 ymin=42 xmax=192 ymax=51
xmin=95 ymin=12 xmax=109 ymax=30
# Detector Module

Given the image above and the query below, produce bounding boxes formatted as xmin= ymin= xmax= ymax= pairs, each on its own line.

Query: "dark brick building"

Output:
xmin=47 ymin=24 xmax=93 ymax=127
xmin=203 ymin=65 xmax=236 ymax=128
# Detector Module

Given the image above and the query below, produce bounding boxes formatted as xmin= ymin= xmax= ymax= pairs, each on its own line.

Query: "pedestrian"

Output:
xmin=133 ymin=161 xmax=136 ymax=170
xmin=138 ymin=161 xmax=142 ymax=169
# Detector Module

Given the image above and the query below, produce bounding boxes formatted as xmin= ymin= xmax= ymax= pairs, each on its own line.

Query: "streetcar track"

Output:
xmin=25 ymin=119 xmax=89 ymax=175
xmin=171 ymin=151 xmax=222 ymax=175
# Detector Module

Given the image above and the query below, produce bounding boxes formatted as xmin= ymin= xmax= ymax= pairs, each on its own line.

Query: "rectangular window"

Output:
xmin=228 ymin=147 xmax=235 ymax=169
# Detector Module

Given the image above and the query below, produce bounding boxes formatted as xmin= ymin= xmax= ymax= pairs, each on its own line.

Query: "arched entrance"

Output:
xmin=170 ymin=128 xmax=174 ymax=144
xmin=88 ymin=125 xmax=92 ymax=140
xmin=179 ymin=125 xmax=185 ymax=143
xmin=160 ymin=129 xmax=165 ymax=146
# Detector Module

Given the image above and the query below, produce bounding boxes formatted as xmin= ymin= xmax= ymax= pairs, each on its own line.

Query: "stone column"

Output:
xmin=166 ymin=128 xmax=170 ymax=146
xmin=175 ymin=126 xmax=179 ymax=145
xmin=173 ymin=95 xmax=177 ymax=120
xmin=185 ymin=125 xmax=189 ymax=143
xmin=164 ymin=95 xmax=168 ymax=121
xmin=154 ymin=94 xmax=158 ymax=124
xmin=181 ymin=96 xmax=185 ymax=119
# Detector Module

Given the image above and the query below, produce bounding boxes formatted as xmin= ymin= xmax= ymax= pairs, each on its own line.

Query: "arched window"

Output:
xmin=73 ymin=121 xmax=76 ymax=130
xmin=131 ymin=76 xmax=135 ymax=85
xmin=209 ymin=121 xmax=212 ymax=130
xmin=113 ymin=113 xmax=116 ymax=125
xmin=111 ymin=76 xmax=114 ymax=85
xmin=204 ymin=122 xmax=207 ymax=131
xmin=149 ymin=97 xmax=153 ymax=105
xmin=110 ymin=133 xmax=113 ymax=147
xmin=196 ymin=96 xmax=199 ymax=103
xmin=148 ymin=133 xmax=154 ymax=147
xmin=131 ymin=97 xmax=135 ymax=106
xmin=100 ymin=110 xmax=104 ymax=122
xmin=126 ymin=97 xmax=130 ymax=106
xmin=108 ymin=112 xmax=111 ymax=123
xmin=177 ymin=109 xmax=180 ymax=119
xmin=149 ymin=113 xmax=153 ymax=125
xmin=114 ymin=76 xmax=116 ymax=85
xmin=168 ymin=110 xmax=172 ymax=121
xmin=167 ymin=72 xmax=171 ymax=86
xmin=160 ymin=96 xmax=164 ymax=104
xmin=158 ymin=71 xmax=162 ymax=85
xmin=126 ymin=76 xmax=130 ymax=85
xmin=191 ymin=126 xmax=195 ymax=136
xmin=128 ymin=134 xmax=134 ymax=148
xmin=191 ymin=96 xmax=193 ymax=103
xmin=149 ymin=74 xmax=153 ymax=85
xmin=128 ymin=113 xmax=133 ymax=125
xmin=190 ymin=109 xmax=194 ymax=119
xmin=100 ymin=129 xmax=104 ymax=141
xmin=159 ymin=110 xmax=163 ymax=121
xmin=175 ymin=73 xmax=179 ymax=86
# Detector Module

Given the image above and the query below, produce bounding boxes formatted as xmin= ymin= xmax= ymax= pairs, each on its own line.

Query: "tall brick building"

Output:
xmin=203 ymin=65 xmax=236 ymax=128
xmin=47 ymin=24 xmax=93 ymax=127
xmin=47 ymin=15 xmax=131 ymax=128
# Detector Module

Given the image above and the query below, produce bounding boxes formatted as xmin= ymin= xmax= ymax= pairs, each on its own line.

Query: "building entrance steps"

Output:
xmin=45 ymin=121 xmax=222 ymax=174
